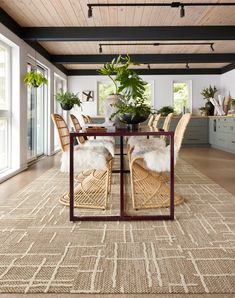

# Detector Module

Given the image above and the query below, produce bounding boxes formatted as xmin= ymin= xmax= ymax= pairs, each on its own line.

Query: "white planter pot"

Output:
xmin=104 ymin=94 xmax=120 ymax=125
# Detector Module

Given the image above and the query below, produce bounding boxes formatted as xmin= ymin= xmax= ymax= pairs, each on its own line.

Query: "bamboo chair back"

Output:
xmin=86 ymin=115 xmax=92 ymax=123
xmin=162 ymin=113 xmax=174 ymax=132
xmin=51 ymin=114 xmax=70 ymax=152
xmin=174 ymin=113 xmax=192 ymax=151
xmin=81 ymin=114 xmax=89 ymax=124
xmin=147 ymin=114 xmax=155 ymax=126
xmin=152 ymin=114 xmax=161 ymax=129
xmin=69 ymin=114 xmax=86 ymax=144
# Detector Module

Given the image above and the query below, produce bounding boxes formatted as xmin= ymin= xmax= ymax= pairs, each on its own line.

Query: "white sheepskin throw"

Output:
xmin=60 ymin=147 xmax=109 ymax=173
xmin=132 ymin=138 xmax=166 ymax=156
xmin=83 ymin=140 xmax=115 ymax=157
xmin=91 ymin=136 xmax=115 ymax=144
xmin=143 ymin=145 xmax=178 ymax=173
xmin=128 ymin=136 xmax=148 ymax=147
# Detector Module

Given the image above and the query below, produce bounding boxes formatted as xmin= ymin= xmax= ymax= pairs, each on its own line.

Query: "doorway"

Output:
xmin=27 ymin=61 xmax=47 ymax=162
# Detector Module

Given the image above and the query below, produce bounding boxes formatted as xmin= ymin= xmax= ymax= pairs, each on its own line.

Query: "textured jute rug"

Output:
xmin=0 ymin=159 xmax=234 ymax=294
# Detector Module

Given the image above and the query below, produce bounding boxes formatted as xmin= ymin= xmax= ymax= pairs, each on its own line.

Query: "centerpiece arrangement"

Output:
xmin=98 ymin=55 xmax=153 ymax=128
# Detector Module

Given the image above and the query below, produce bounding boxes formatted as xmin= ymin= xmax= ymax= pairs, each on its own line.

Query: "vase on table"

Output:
xmin=104 ymin=94 xmax=120 ymax=125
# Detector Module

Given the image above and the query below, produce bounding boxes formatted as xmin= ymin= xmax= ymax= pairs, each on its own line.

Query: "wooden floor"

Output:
xmin=0 ymin=147 xmax=234 ymax=298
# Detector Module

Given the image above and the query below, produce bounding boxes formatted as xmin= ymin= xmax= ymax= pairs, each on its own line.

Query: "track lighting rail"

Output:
xmin=88 ymin=2 xmax=235 ymax=18
xmin=98 ymin=42 xmax=215 ymax=53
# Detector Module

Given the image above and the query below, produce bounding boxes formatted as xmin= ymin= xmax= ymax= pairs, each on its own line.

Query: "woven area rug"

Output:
xmin=0 ymin=159 xmax=234 ymax=294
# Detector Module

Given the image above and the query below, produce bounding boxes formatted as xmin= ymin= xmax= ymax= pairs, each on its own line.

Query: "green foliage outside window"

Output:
xmin=173 ymin=82 xmax=190 ymax=114
xmin=98 ymin=82 xmax=115 ymax=115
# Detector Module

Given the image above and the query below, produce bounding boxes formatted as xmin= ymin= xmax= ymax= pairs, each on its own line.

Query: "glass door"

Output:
xmin=54 ymin=74 xmax=65 ymax=151
xmin=27 ymin=62 xmax=46 ymax=162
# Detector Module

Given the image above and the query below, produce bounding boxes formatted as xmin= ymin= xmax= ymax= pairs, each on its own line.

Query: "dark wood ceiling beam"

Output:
xmin=67 ymin=68 xmax=222 ymax=76
xmin=22 ymin=26 xmax=235 ymax=41
xmin=221 ymin=62 xmax=235 ymax=74
xmin=51 ymin=54 xmax=235 ymax=64
xmin=0 ymin=8 xmax=68 ymax=75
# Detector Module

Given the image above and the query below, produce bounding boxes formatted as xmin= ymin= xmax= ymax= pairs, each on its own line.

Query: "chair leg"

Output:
xmin=60 ymin=169 xmax=110 ymax=209
xmin=130 ymin=161 xmax=184 ymax=210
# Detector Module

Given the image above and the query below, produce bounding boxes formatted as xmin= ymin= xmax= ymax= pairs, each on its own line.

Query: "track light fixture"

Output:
xmin=88 ymin=2 xmax=235 ymax=19
xmin=88 ymin=5 xmax=92 ymax=18
xmin=180 ymin=5 xmax=185 ymax=18
xmin=98 ymin=42 xmax=215 ymax=53
xmin=99 ymin=44 xmax=102 ymax=53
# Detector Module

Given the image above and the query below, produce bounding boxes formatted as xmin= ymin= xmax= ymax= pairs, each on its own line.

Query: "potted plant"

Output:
xmin=157 ymin=106 xmax=174 ymax=116
xmin=98 ymin=55 xmax=132 ymax=124
xmin=24 ymin=71 xmax=48 ymax=87
xmin=199 ymin=106 xmax=208 ymax=116
xmin=55 ymin=89 xmax=82 ymax=111
xmin=201 ymin=85 xmax=218 ymax=116
xmin=99 ymin=55 xmax=152 ymax=128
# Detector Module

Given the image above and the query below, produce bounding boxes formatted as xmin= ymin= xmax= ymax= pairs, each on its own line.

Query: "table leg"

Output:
xmin=120 ymin=136 xmax=124 ymax=217
xmin=69 ymin=134 xmax=74 ymax=221
xmin=170 ymin=134 xmax=175 ymax=220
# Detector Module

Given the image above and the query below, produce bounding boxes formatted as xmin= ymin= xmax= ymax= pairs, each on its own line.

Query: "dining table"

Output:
xmin=69 ymin=126 xmax=175 ymax=221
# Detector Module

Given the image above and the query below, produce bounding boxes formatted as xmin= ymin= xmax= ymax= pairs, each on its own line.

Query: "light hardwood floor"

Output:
xmin=0 ymin=147 xmax=234 ymax=298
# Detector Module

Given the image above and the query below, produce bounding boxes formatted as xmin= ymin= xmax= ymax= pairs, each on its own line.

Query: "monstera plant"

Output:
xmin=98 ymin=55 xmax=153 ymax=127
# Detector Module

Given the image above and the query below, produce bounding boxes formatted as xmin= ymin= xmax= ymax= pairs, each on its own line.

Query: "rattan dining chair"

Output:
xmin=152 ymin=113 xmax=161 ymax=129
xmin=70 ymin=113 xmax=115 ymax=145
xmin=147 ymin=114 xmax=155 ymax=127
xmin=129 ymin=113 xmax=191 ymax=210
xmin=51 ymin=113 xmax=113 ymax=209
xmin=160 ymin=112 xmax=174 ymax=140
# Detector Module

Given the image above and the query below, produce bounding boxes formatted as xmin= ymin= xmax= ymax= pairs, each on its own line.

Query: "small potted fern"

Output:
xmin=56 ymin=89 xmax=82 ymax=111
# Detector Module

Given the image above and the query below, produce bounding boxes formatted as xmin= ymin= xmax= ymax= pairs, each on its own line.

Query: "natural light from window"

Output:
xmin=173 ymin=81 xmax=192 ymax=115
xmin=0 ymin=42 xmax=10 ymax=173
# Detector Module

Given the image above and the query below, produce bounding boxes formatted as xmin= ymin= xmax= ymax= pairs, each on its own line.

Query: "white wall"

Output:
xmin=0 ymin=23 xmax=67 ymax=181
xmin=220 ymin=69 xmax=235 ymax=99
xmin=68 ymin=74 xmax=221 ymax=116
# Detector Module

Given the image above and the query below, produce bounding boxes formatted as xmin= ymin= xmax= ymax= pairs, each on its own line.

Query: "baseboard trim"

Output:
xmin=0 ymin=165 xmax=28 ymax=184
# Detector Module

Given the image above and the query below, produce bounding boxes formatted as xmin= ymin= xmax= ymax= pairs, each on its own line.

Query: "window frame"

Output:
xmin=0 ymin=40 xmax=12 ymax=173
xmin=172 ymin=80 xmax=192 ymax=114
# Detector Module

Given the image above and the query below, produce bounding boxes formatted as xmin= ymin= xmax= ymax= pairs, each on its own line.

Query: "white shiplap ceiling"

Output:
xmin=1 ymin=0 xmax=235 ymax=71
xmin=1 ymin=0 xmax=235 ymax=27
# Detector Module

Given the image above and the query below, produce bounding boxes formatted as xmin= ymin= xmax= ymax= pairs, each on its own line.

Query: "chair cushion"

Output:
xmin=83 ymin=139 xmax=115 ymax=156
xmin=60 ymin=147 xmax=110 ymax=173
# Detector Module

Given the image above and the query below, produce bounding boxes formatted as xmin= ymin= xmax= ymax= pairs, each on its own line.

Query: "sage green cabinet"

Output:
xmin=209 ymin=117 xmax=235 ymax=154
xmin=159 ymin=117 xmax=209 ymax=146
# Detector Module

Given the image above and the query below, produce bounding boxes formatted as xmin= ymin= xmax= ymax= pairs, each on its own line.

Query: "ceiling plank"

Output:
xmin=51 ymin=54 xmax=235 ymax=64
xmin=21 ymin=26 xmax=235 ymax=41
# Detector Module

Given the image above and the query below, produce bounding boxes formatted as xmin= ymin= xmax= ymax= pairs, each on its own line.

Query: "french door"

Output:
xmin=54 ymin=74 xmax=65 ymax=151
xmin=27 ymin=62 xmax=46 ymax=162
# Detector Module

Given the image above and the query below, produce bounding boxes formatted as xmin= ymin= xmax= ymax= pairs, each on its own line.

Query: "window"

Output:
xmin=172 ymin=81 xmax=192 ymax=114
xmin=54 ymin=74 xmax=65 ymax=151
xmin=0 ymin=41 xmax=11 ymax=173
xmin=97 ymin=81 xmax=153 ymax=115
xmin=97 ymin=82 xmax=115 ymax=115
xmin=27 ymin=60 xmax=47 ymax=161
